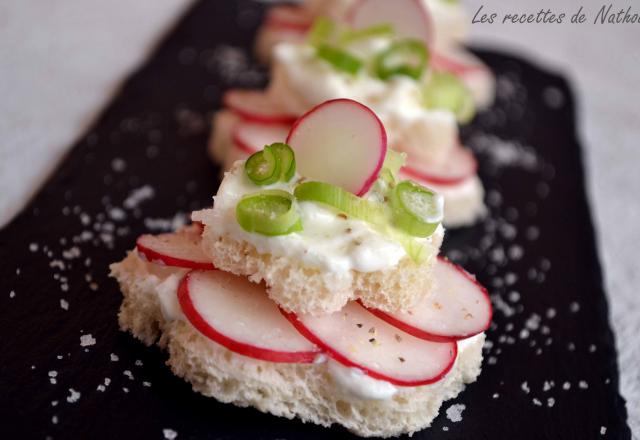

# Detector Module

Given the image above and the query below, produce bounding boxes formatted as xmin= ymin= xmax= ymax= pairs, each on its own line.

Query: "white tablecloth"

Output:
xmin=0 ymin=0 xmax=638 ymax=435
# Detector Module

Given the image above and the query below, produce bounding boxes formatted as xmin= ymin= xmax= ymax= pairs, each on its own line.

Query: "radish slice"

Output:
xmin=286 ymin=99 xmax=387 ymax=196
xmin=365 ymin=257 xmax=492 ymax=342
xmin=224 ymin=90 xmax=299 ymax=125
xmin=400 ymin=146 xmax=477 ymax=186
xmin=179 ymin=271 xmax=320 ymax=363
xmin=431 ymin=50 xmax=487 ymax=77
xmin=346 ymin=0 xmax=434 ymax=48
xmin=232 ymin=121 xmax=291 ymax=155
xmin=265 ymin=5 xmax=313 ymax=33
xmin=136 ymin=228 xmax=214 ymax=270
xmin=282 ymin=302 xmax=457 ymax=386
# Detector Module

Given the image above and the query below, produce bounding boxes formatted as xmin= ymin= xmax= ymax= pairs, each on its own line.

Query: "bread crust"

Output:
xmin=202 ymin=230 xmax=439 ymax=316
xmin=110 ymin=252 xmax=484 ymax=438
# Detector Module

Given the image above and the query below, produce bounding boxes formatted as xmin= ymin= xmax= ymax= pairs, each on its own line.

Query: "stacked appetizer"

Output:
xmin=255 ymin=0 xmax=495 ymax=109
xmin=111 ymin=99 xmax=492 ymax=437
xmin=212 ymin=0 xmax=488 ymax=228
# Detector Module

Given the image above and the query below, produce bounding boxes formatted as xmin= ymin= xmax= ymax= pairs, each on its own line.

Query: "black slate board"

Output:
xmin=0 ymin=1 xmax=631 ymax=439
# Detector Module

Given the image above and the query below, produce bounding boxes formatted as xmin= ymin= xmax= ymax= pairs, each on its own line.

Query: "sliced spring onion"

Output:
xmin=308 ymin=17 xmax=336 ymax=47
xmin=390 ymin=181 xmax=443 ymax=237
xmin=296 ymin=181 xmax=432 ymax=263
xmin=245 ymin=147 xmax=281 ymax=186
xmin=236 ymin=190 xmax=302 ymax=236
xmin=268 ymin=143 xmax=296 ymax=182
xmin=374 ymin=39 xmax=429 ymax=81
xmin=382 ymin=149 xmax=407 ymax=175
xmin=317 ymin=44 xmax=363 ymax=74
xmin=339 ymin=23 xmax=395 ymax=45
xmin=422 ymin=72 xmax=476 ymax=123
xmin=294 ymin=181 xmax=387 ymax=224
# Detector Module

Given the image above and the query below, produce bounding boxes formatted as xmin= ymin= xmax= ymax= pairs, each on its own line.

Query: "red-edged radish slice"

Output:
xmin=286 ymin=99 xmax=387 ymax=196
xmin=281 ymin=302 xmax=457 ymax=386
xmin=346 ymin=0 xmax=434 ymax=48
xmin=265 ymin=5 xmax=313 ymax=33
xmin=365 ymin=257 xmax=492 ymax=342
xmin=136 ymin=228 xmax=214 ymax=270
xmin=224 ymin=90 xmax=299 ymax=125
xmin=232 ymin=121 xmax=291 ymax=155
xmin=400 ymin=146 xmax=477 ymax=186
xmin=179 ymin=270 xmax=320 ymax=363
xmin=431 ymin=51 xmax=486 ymax=77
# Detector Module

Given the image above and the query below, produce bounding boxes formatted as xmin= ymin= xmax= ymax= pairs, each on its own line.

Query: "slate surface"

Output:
xmin=0 ymin=1 xmax=631 ymax=439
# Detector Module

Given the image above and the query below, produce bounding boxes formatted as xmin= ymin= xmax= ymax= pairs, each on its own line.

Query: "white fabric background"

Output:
xmin=0 ymin=0 xmax=637 ymax=436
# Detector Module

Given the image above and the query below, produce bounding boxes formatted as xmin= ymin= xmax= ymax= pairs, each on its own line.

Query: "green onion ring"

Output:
xmin=390 ymin=180 xmax=443 ymax=237
xmin=339 ymin=23 xmax=395 ymax=45
xmin=294 ymin=181 xmax=388 ymax=224
xmin=244 ymin=147 xmax=281 ymax=186
xmin=236 ymin=190 xmax=302 ymax=236
xmin=268 ymin=143 xmax=296 ymax=182
xmin=422 ymin=72 xmax=476 ymax=123
xmin=317 ymin=44 xmax=363 ymax=75
xmin=374 ymin=39 xmax=429 ymax=81
xmin=308 ymin=17 xmax=336 ymax=47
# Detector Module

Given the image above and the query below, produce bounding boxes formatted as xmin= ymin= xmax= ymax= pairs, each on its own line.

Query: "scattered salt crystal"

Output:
xmin=508 ymin=291 xmax=520 ymax=303
xmin=600 ymin=426 xmax=607 ymax=435
xmin=519 ymin=329 xmax=530 ymax=339
xmin=123 ymin=185 xmax=155 ymax=209
xmin=123 ymin=387 xmax=129 ymax=393
xmin=51 ymin=415 xmax=58 ymax=424
xmin=568 ymin=342 xmax=575 ymax=351
xmin=579 ymin=380 xmax=588 ymax=389
xmin=492 ymin=393 xmax=499 ymax=399
xmin=80 ymin=334 xmax=96 ymax=347
xmin=124 ymin=370 xmax=134 ymax=380
xmin=135 ymin=360 xmax=143 ymax=366
xmin=66 ymin=388 xmax=81 ymax=403
xmin=97 ymin=385 xmax=106 ymax=392
xmin=547 ymin=397 xmax=555 ymax=407
xmin=445 ymin=404 xmax=465 ymax=423
xmin=507 ymin=245 xmax=523 ymax=260
xmin=9 ymin=290 xmax=16 ymax=299
xmin=111 ymin=158 xmax=127 ymax=172
xmin=104 ymin=378 xmax=111 ymax=386
xmin=48 ymin=371 xmax=57 ymax=378
xmin=546 ymin=308 xmax=556 ymax=319
xmin=442 ymin=426 xmax=449 ymax=431
xmin=163 ymin=428 xmax=178 ymax=440
xmin=80 ymin=213 xmax=91 ymax=226
xmin=532 ymin=398 xmax=542 ymax=406
xmin=109 ymin=207 xmax=127 ymax=221
xmin=143 ymin=381 xmax=152 ymax=387
xmin=504 ymin=272 xmax=518 ymax=285
xmin=589 ymin=344 xmax=597 ymax=353
xmin=60 ymin=299 xmax=69 ymax=310
xmin=29 ymin=243 xmax=38 ymax=252
xmin=525 ymin=314 xmax=541 ymax=331
xmin=539 ymin=258 xmax=551 ymax=271
xmin=562 ymin=382 xmax=571 ymax=390
xmin=521 ymin=382 xmax=530 ymax=394
xmin=51 ymin=400 xmax=58 ymax=407
xmin=110 ymin=354 xmax=119 ymax=362
xmin=569 ymin=302 xmax=580 ymax=313
xmin=543 ymin=381 xmax=553 ymax=392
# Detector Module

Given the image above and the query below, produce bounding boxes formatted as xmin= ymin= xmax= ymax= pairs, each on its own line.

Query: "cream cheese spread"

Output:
xmin=198 ymin=163 xmax=444 ymax=274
